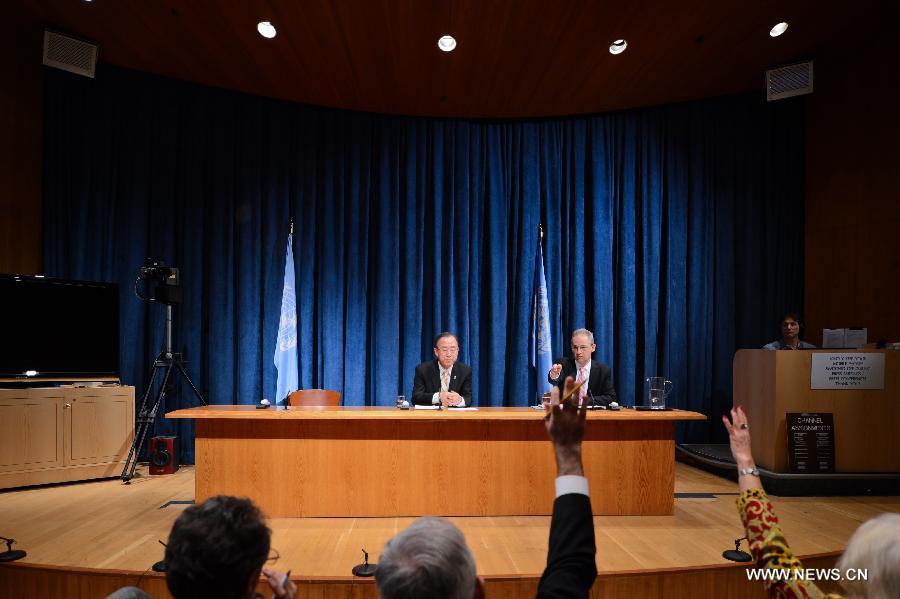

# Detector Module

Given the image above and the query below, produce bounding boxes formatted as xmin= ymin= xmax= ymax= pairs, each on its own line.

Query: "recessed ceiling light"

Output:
xmin=438 ymin=35 xmax=457 ymax=52
xmin=769 ymin=22 xmax=789 ymax=37
xmin=257 ymin=21 xmax=277 ymax=39
xmin=609 ymin=39 xmax=628 ymax=55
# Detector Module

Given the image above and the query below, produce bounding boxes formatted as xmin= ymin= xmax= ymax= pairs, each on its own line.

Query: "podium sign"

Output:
xmin=810 ymin=352 xmax=885 ymax=389
xmin=786 ymin=413 xmax=835 ymax=473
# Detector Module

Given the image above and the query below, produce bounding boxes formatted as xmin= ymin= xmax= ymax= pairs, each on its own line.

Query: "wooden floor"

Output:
xmin=1 ymin=463 xmax=898 ymax=598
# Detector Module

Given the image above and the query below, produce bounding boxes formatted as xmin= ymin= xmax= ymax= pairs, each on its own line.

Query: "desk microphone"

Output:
xmin=352 ymin=547 xmax=377 ymax=577
xmin=0 ymin=536 xmax=26 ymax=562
xmin=722 ymin=537 xmax=752 ymax=562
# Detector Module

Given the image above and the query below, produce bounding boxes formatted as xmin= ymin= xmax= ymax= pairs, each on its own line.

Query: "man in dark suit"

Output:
xmin=548 ymin=328 xmax=617 ymax=407
xmin=536 ymin=375 xmax=597 ymax=598
xmin=412 ymin=332 xmax=473 ymax=407
xmin=376 ymin=376 xmax=596 ymax=599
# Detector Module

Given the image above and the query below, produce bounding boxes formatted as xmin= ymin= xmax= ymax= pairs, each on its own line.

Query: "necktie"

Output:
xmin=441 ymin=368 xmax=450 ymax=393
xmin=575 ymin=367 xmax=587 ymax=400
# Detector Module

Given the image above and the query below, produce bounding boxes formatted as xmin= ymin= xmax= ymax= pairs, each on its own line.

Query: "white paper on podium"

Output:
xmin=822 ymin=328 xmax=845 ymax=348
xmin=845 ymin=328 xmax=867 ymax=348
xmin=413 ymin=405 xmax=441 ymax=410
xmin=822 ymin=327 xmax=867 ymax=348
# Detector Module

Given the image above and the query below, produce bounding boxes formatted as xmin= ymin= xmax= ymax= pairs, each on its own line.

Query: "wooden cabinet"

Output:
xmin=0 ymin=386 xmax=134 ymax=489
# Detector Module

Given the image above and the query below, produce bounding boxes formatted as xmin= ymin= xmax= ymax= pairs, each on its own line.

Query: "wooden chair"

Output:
xmin=288 ymin=389 xmax=341 ymax=407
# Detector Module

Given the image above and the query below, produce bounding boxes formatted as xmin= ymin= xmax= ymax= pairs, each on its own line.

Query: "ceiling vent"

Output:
xmin=43 ymin=30 xmax=98 ymax=78
xmin=766 ymin=61 xmax=813 ymax=101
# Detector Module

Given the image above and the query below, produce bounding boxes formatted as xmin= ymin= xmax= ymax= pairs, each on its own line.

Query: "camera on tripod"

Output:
xmin=135 ymin=258 xmax=183 ymax=305
xmin=122 ymin=258 xmax=206 ymax=484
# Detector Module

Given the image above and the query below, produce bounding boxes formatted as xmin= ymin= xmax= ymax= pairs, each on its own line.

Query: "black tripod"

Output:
xmin=121 ymin=304 xmax=207 ymax=483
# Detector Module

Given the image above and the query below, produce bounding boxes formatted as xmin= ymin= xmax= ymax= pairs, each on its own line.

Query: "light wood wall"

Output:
xmin=0 ymin=6 xmax=42 ymax=275
xmin=804 ymin=4 xmax=900 ymax=345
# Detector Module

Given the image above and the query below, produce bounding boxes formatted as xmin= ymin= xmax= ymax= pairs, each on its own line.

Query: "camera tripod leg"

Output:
xmin=174 ymin=358 xmax=207 ymax=406
xmin=121 ymin=362 xmax=161 ymax=482
xmin=121 ymin=360 xmax=174 ymax=483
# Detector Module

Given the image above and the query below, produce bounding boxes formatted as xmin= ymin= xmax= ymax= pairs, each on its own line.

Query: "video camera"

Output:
xmin=135 ymin=258 xmax=183 ymax=305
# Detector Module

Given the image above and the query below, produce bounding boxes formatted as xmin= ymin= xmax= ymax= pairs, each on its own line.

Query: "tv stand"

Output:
xmin=0 ymin=385 xmax=135 ymax=489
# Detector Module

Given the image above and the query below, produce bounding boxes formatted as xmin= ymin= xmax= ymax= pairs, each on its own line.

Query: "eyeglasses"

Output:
xmin=436 ymin=346 xmax=459 ymax=354
xmin=265 ymin=548 xmax=280 ymax=564
xmin=571 ymin=345 xmax=592 ymax=352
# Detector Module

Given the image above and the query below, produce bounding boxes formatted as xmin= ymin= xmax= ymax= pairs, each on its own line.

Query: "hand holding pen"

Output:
xmin=263 ymin=567 xmax=296 ymax=599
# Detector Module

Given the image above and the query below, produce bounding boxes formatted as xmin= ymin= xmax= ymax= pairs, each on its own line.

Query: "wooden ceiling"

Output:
xmin=17 ymin=0 xmax=890 ymax=118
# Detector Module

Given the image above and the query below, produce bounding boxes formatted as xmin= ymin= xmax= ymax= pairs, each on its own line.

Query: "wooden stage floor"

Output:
xmin=1 ymin=463 xmax=898 ymax=598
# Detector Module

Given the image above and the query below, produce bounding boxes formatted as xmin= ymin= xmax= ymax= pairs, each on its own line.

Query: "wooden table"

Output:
xmin=167 ymin=406 xmax=705 ymax=517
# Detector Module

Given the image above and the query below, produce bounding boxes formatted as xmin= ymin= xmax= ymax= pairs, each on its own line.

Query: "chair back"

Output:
xmin=288 ymin=389 xmax=341 ymax=407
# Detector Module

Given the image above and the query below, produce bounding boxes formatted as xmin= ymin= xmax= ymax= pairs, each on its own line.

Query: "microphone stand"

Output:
xmin=722 ymin=536 xmax=753 ymax=562
xmin=0 ymin=536 xmax=26 ymax=562
xmin=351 ymin=547 xmax=377 ymax=577
xmin=151 ymin=539 xmax=167 ymax=572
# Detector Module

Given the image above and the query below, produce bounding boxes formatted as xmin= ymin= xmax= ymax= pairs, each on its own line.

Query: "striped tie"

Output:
xmin=575 ymin=367 xmax=586 ymax=400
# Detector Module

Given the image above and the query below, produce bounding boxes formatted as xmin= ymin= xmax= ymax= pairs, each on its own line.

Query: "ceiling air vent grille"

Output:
xmin=766 ymin=61 xmax=813 ymax=101
xmin=43 ymin=30 xmax=98 ymax=78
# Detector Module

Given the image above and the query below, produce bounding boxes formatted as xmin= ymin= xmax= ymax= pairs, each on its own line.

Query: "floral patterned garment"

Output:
xmin=737 ymin=488 xmax=843 ymax=599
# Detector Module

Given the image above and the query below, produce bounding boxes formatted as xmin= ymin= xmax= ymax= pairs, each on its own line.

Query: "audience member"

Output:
xmin=377 ymin=376 xmax=597 ymax=598
xmin=105 ymin=588 xmax=151 ymax=599
xmin=724 ymin=406 xmax=900 ymax=598
xmin=375 ymin=516 xmax=484 ymax=599
xmin=165 ymin=495 xmax=296 ymax=599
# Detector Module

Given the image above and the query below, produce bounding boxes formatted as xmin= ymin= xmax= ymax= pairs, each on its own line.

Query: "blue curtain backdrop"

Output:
xmin=42 ymin=65 xmax=804 ymax=462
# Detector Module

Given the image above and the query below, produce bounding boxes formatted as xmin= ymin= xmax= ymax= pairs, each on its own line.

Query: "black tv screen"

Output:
xmin=0 ymin=274 xmax=120 ymax=379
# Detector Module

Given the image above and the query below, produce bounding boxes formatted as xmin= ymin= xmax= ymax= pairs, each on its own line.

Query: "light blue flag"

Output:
xmin=531 ymin=236 xmax=553 ymax=400
xmin=274 ymin=231 xmax=299 ymax=405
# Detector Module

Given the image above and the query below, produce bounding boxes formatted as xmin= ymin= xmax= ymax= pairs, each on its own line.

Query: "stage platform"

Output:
xmin=677 ymin=444 xmax=900 ymax=496
xmin=2 ymin=463 xmax=898 ymax=598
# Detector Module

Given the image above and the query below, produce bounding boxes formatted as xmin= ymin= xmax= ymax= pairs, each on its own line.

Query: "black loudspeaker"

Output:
xmin=149 ymin=436 xmax=179 ymax=475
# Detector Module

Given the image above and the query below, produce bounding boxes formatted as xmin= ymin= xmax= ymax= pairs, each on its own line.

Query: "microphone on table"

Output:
xmin=722 ymin=536 xmax=752 ymax=562
xmin=0 ymin=536 xmax=26 ymax=562
xmin=352 ymin=547 xmax=377 ymax=577
xmin=152 ymin=539 xmax=167 ymax=572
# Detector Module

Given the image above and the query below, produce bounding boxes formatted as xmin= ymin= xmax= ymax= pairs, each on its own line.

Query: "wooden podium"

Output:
xmin=733 ymin=349 xmax=899 ymax=473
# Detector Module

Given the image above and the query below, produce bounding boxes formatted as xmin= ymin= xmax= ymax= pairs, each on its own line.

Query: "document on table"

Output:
xmin=413 ymin=405 xmax=441 ymax=410
xmin=448 ymin=407 xmax=478 ymax=411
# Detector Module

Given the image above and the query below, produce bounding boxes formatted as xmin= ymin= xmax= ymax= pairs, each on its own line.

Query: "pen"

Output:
xmin=560 ymin=379 xmax=586 ymax=406
xmin=271 ymin=569 xmax=291 ymax=599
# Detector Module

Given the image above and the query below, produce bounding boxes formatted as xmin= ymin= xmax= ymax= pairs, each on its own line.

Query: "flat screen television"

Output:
xmin=0 ymin=274 xmax=120 ymax=379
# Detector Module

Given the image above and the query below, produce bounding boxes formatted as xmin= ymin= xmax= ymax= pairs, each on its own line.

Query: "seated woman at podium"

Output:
xmin=723 ymin=406 xmax=900 ymax=598
xmin=763 ymin=313 xmax=816 ymax=350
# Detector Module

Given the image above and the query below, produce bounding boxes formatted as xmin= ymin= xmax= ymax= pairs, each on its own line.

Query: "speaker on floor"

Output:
xmin=149 ymin=436 xmax=179 ymax=475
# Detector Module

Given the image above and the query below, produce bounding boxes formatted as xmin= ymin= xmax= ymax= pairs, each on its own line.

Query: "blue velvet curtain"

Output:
xmin=42 ymin=65 xmax=804 ymax=461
